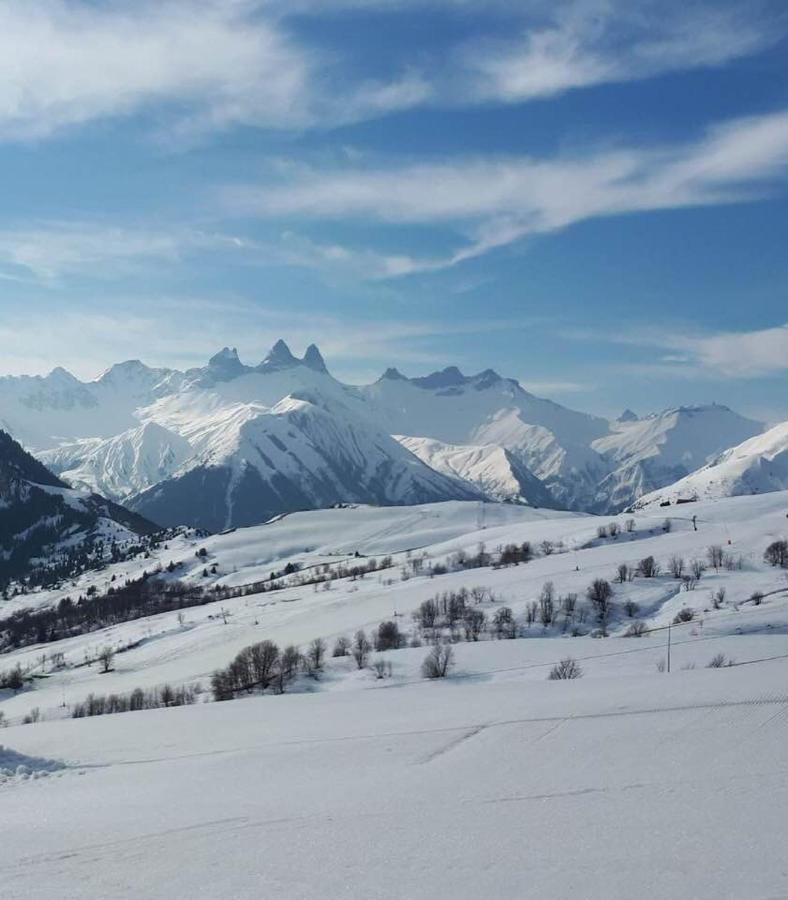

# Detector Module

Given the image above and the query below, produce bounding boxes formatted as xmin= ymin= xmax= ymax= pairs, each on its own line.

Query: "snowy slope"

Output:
xmin=361 ymin=367 xmax=610 ymax=509
xmin=634 ymin=419 xmax=788 ymax=508
xmin=1 ymin=652 xmax=786 ymax=899
xmin=40 ymin=422 xmax=193 ymax=499
xmin=3 ymin=490 xmax=788 ymax=731
xmin=398 ymin=435 xmax=559 ymax=506
xmin=592 ymin=404 xmax=762 ymax=511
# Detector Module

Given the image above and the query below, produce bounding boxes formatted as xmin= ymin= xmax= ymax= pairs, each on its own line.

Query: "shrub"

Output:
xmin=548 ymin=658 xmax=582 ymax=680
xmin=623 ymin=620 xmax=648 ymax=637
xmin=637 ymin=556 xmax=660 ymax=578
xmin=375 ymin=620 xmax=402 ymax=651
xmin=749 ymin=591 xmax=764 ymax=606
xmin=421 ymin=644 xmax=454 ymax=679
xmin=673 ymin=607 xmax=695 ymax=624
xmin=707 ymin=653 xmax=734 ymax=668
xmin=764 ymin=540 xmax=788 ymax=568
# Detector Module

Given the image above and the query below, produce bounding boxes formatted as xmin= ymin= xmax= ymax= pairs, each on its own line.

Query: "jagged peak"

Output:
xmin=411 ymin=366 xmax=466 ymax=390
xmin=259 ymin=339 xmax=298 ymax=370
xmin=379 ymin=367 xmax=407 ymax=381
xmin=302 ymin=344 xmax=328 ymax=374
xmin=617 ymin=409 xmax=639 ymax=423
xmin=472 ymin=368 xmax=502 ymax=389
xmin=48 ymin=365 xmax=81 ymax=383
xmin=208 ymin=347 xmax=244 ymax=373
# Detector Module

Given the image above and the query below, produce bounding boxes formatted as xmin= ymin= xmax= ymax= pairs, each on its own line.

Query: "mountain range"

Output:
xmin=0 ymin=340 xmax=773 ymax=531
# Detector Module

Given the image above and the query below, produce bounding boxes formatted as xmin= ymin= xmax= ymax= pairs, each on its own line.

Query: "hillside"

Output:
xmin=592 ymin=405 xmax=762 ymax=511
xmin=1 ymin=490 xmax=787 ymax=899
xmin=0 ymin=429 xmax=158 ymax=592
xmin=634 ymin=420 xmax=788 ymax=508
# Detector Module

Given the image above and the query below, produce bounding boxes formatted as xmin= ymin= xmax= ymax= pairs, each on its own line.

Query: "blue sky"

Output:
xmin=1 ymin=0 xmax=787 ymax=421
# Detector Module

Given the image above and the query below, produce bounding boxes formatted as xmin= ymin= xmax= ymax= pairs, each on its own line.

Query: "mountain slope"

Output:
xmin=397 ymin=435 xmax=559 ymax=507
xmin=360 ymin=367 xmax=610 ymax=510
xmin=633 ymin=420 xmax=788 ymax=508
xmin=125 ymin=352 xmax=481 ymax=531
xmin=592 ymin=405 xmax=763 ymax=512
xmin=0 ymin=430 xmax=158 ymax=591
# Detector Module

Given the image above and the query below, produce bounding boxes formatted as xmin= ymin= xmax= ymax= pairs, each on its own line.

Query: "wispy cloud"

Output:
xmin=564 ymin=321 xmax=788 ymax=379
xmin=225 ymin=108 xmax=788 ymax=272
xmin=0 ymin=1 xmax=779 ymax=143
xmin=461 ymin=1 xmax=777 ymax=103
xmin=681 ymin=324 xmax=788 ymax=377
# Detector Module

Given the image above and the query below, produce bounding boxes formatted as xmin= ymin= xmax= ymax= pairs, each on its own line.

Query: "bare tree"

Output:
xmin=352 ymin=630 xmax=372 ymax=669
xmin=668 ymin=555 xmax=685 ymax=579
xmin=332 ymin=636 xmax=351 ymax=657
xmin=689 ymin=558 xmax=706 ymax=580
xmin=98 ymin=646 xmax=115 ymax=674
xmin=637 ymin=556 xmax=660 ymax=578
xmin=421 ymin=643 xmax=454 ymax=679
xmin=764 ymin=539 xmax=788 ymax=568
xmin=492 ymin=606 xmax=516 ymax=639
xmin=462 ymin=607 xmax=487 ymax=641
xmin=586 ymin=579 xmax=613 ymax=621
xmin=548 ymin=657 xmax=583 ymax=680
xmin=614 ymin=563 xmax=631 ymax=584
xmin=306 ymin=638 xmax=327 ymax=674
xmin=707 ymin=545 xmax=725 ymax=570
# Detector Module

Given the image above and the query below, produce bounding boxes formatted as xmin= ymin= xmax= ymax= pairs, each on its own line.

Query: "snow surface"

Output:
xmin=1 ymin=660 xmax=786 ymax=899
xmin=1 ymin=493 xmax=787 ymax=897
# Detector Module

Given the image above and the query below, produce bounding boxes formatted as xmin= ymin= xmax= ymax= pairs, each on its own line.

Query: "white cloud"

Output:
xmin=681 ymin=324 xmax=788 ymax=377
xmin=0 ymin=1 xmax=778 ymax=142
xmin=0 ymin=1 xmax=313 ymax=140
xmin=0 ymin=222 xmax=246 ymax=281
xmin=225 ymin=108 xmax=788 ymax=272
xmin=462 ymin=1 xmax=774 ymax=103
xmin=566 ymin=321 xmax=788 ymax=380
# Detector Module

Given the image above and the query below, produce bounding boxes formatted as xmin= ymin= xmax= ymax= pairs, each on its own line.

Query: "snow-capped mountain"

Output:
xmin=0 ymin=342 xmax=767 ymax=528
xmin=592 ymin=404 xmax=763 ymax=511
xmin=361 ymin=366 xmax=610 ymax=510
xmin=0 ymin=429 xmax=157 ymax=590
xmin=633 ymin=420 xmax=788 ymax=509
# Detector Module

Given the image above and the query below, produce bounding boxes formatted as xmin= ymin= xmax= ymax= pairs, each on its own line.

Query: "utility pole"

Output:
xmin=666 ymin=620 xmax=672 ymax=673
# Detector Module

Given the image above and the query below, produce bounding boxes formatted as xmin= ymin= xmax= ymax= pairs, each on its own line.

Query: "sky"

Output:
xmin=0 ymin=0 xmax=787 ymax=422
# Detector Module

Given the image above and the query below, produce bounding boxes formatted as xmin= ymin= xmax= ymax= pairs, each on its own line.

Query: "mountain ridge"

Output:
xmin=0 ymin=341 xmax=767 ymax=528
